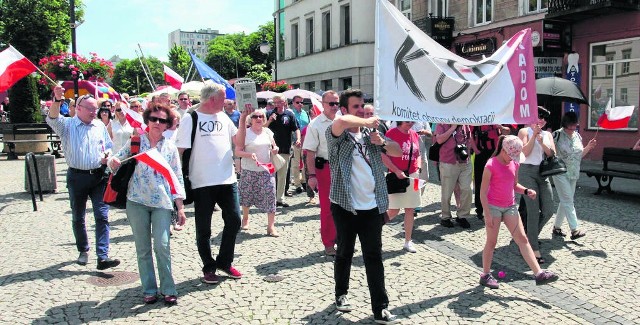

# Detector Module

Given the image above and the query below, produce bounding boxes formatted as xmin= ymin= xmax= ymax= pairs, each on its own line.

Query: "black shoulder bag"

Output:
xmin=181 ymin=111 xmax=199 ymax=205
xmin=104 ymin=136 xmax=140 ymax=209
xmin=385 ymin=137 xmax=413 ymax=194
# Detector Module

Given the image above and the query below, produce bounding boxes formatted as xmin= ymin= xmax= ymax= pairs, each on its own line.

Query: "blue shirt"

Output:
xmin=225 ymin=110 xmax=241 ymax=128
xmin=293 ymin=109 xmax=310 ymax=130
xmin=46 ymin=115 xmax=113 ymax=170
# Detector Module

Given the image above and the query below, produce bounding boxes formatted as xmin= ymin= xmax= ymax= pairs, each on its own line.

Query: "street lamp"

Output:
xmin=259 ymin=39 xmax=277 ymax=82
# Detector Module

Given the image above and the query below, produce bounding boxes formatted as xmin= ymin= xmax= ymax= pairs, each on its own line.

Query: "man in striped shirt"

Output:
xmin=46 ymin=86 xmax=120 ymax=270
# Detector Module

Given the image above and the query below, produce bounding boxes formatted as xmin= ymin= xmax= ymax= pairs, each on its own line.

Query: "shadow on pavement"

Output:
xmin=0 ymin=261 xmax=109 ymax=287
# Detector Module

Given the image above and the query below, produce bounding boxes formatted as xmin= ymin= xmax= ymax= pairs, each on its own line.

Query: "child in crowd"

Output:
xmin=478 ymin=135 xmax=559 ymax=289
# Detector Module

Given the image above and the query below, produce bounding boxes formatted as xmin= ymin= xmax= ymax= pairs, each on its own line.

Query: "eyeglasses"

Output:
xmin=251 ymin=115 xmax=265 ymax=119
xmin=148 ymin=116 xmax=169 ymax=124
xmin=115 ymin=108 xmax=122 ymax=112
xmin=323 ymin=101 xmax=339 ymax=107
xmin=179 ymin=98 xmax=189 ymax=101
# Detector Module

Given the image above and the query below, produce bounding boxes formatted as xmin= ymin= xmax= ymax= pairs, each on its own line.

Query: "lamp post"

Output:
xmin=259 ymin=38 xmax=276 ymax=82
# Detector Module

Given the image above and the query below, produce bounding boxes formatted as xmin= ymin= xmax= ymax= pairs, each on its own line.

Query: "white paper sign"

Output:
xmin=233 ymin=78 xmax=258 ymax=111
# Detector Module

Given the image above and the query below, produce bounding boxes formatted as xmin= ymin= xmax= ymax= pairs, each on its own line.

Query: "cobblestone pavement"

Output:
xmin=0 ymin=156 xmax=638 ymax=324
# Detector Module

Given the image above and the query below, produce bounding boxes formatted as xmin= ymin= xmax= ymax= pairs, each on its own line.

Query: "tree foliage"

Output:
xmin=168 ymin=45 xmax=191 ymax=78
xmin=112 ymin=57 xmax=164 ymax=95
xmin=202 ymin=21 xmax=274 ymax=81
xmin=0 ymin=0 xmax=84 ymax=123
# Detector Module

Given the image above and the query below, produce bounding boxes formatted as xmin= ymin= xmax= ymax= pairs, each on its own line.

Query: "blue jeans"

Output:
xmin=193 ymin=183 xmax=241 ymax=273
xmin=552 ymin=174 xmax=579 ymax=231
xmin=126 ymin=200 xmax=177 ymax=296
xmin=67 ymin=169 xmax=110 ymax=260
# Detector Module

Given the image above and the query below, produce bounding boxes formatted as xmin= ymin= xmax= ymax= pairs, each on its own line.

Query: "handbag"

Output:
xmin=271 ymin=153 xmax=287 ymax=171
xmin=428 ymin=141 xmax=442 ymax=161
xmin=103 ymin=136 xmax=140 ymax=208
xmin=539 ymin=155 xmax=567 ymax=177
xmin=181 ymin=111 xmax=198 ymax=205
xmin=385 ymin=135 xmax=413 ymax=194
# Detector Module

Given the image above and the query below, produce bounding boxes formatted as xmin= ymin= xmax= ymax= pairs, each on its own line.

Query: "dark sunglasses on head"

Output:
xmin=76 ymin=94 xmax=94 ymax=107
xmin=323 ymin=101 xmax=339 ymax=107
xmin=251 ymin=115 xmax=265 ymax=119
xmin=148 ymin=116 xmax=169 ymax=124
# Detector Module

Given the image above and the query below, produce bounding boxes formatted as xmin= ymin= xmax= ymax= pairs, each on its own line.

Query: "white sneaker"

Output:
xmin=403 ymin=241 xmax=416 ymax=253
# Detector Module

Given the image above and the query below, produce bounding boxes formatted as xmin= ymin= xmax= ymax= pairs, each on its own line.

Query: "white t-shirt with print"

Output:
xmin=348 ymin=131 xmax=376 ymax=210
xmin=176 ymin=111 xmax=238 ymax=189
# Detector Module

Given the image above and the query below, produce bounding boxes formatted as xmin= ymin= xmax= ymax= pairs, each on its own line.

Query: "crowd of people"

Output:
xmin=44 ymin=81 xmax=617 ymax=324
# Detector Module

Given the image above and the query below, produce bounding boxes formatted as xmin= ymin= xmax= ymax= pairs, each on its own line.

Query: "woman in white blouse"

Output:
xmin=108 ymin=101 xmax=134 ymax=154
xmin=517 ymin=107 xmax=556 ymax=264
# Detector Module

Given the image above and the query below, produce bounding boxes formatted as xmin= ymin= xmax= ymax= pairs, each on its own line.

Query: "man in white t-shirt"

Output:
xmin=175 ymin=82 xmax=242 ymax=285
xmin=303 ymin=90 xmax=340 ymax=256
xmin=176 ymin=92 xmax=191 ymax=118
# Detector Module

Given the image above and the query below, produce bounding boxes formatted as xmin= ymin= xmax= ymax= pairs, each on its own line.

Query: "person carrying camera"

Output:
xmin=435 ymin=124 xmax=473 ymax=228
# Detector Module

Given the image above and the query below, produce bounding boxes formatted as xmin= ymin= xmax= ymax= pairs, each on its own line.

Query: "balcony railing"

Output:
xmin=547 ymin=0 xmax=639 ymax=19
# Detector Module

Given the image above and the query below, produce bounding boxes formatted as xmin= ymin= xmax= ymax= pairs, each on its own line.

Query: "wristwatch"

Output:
xmin=380 ymin=139 xmax=387 ymax=147
xmin=524 ymin=188 xmax=530 ymax=195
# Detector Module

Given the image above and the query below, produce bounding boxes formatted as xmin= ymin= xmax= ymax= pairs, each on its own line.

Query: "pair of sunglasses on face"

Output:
xmin=148 ymin=116 xmax=169 ymax=124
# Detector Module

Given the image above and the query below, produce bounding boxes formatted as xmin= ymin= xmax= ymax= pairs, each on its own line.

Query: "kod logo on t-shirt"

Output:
xmin=199 ymin=121 xmax=223 ymax=133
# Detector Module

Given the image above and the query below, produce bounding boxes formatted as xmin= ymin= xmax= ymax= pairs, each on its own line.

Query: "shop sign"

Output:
xmin=455 ymin=37 xmax=496 ymax=57
xmin=534 ymin=57 xmax=563 ymax=78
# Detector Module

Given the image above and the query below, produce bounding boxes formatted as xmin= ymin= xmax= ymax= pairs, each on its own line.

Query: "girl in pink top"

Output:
xmin=478 ymin=135 xmax=558 ymax=289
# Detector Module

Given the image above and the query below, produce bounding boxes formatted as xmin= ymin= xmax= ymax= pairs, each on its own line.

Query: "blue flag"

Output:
xmin=188 ymin=51 xmax=236 ymax=100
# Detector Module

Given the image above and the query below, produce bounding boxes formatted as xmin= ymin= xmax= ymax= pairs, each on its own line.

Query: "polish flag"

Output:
xmin=256 ymin=161 xmax=276 ymax=174
xmin=597 ymin=98 xmax=635 ymax=129
xmin=0 ymin=46 xmax=38 ymax=92
xmin=163 ymin=65 xmax=184 ymax=90
xmin=121 ymin=104 xmax=148 ymax=133
xmin=134 ymin=148 xmax=185 ymax=197
xmin=310 ymin=96 xmax=323 ymax=117
xmin=410 ymin=177 xmax=427 ymax=191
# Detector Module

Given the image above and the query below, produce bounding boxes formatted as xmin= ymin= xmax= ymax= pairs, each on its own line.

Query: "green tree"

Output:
xmin=204 ymin=33 xmax=252 ymax=80
xmin=168 ymin=45 xmax=190 ymax=79
xmin=112 ymin=57 xmax=164 ymax=95
xmin=245 ymin=21 xmax=275 ymax=77
xmin=0 ymin=0 xmax=83 ymax=123
xmin=245 ymin=64 xmax=271 ymax=85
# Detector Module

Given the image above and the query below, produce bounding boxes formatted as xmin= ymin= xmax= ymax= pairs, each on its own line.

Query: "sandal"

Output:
xmin=552 ymin=227 xmax=566 ymax=237
xmin=570 ymin=229 xmax=586 ymax=240
xmin=536 ymin=256 xmax=545 ymax=264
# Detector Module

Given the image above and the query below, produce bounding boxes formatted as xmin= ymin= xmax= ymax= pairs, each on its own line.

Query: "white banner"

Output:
xmin=375 ymin=0 xmax=538 ymax=125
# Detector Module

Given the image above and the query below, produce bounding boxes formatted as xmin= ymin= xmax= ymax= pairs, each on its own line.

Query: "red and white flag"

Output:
xmin=121 ymin=104 xmax=148 ymax=133
xmin=0 ymin=46 xmax=37 ymax=92
xmin=163 ymin=65 xmax=184 ymax=90
xmin=134 ymin=148 xmax=185 ymax=197
xmin=256 ymin=161 xmax=276 ymax=174
xmin=410 ymin=177 xmax=427 ymax=192
xmin=597 ymin=98 xmax=635 ymax=129
xmin=310 ymin=96 xmax=323 ymax=117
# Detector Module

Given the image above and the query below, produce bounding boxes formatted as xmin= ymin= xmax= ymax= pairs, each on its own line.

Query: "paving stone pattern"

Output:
xmin=0 ymin=157 xmax=638 ymax=324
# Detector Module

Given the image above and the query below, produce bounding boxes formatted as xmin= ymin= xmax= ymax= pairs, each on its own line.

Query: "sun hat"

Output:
xmin=502 ymin=135 xmax=523 ymax=161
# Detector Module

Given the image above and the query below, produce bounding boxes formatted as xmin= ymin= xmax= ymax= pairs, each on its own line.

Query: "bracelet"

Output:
xmin=524 ymin=188 xmax=530 ymax=195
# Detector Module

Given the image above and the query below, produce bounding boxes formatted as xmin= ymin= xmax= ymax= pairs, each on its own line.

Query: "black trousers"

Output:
xmin=331 ymin=203 xmax=389 ymax=317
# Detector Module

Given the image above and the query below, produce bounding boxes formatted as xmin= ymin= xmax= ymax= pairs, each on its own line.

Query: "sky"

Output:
xmin=75 ymin=0 xmax=275 ymax=62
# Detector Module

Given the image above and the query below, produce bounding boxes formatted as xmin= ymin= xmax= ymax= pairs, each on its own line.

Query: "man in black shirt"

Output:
xmin=266 ymin=94 xmax=300 ymax=207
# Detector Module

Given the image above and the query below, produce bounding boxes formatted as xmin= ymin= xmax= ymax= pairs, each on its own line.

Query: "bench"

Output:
xmin=0 ymin=123 xmax=62 ymax=160
xmin=581 ymin=147 xmax=640 ymax=194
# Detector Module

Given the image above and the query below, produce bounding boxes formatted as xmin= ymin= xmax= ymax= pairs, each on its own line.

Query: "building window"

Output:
xmin=321 ymin=79 xmax=333 ymax=90
xmin=399 ymin=0 xmax=412 ymax=20
xmin=305 ymin=81 xmax=315 ymax=91
xmin=306 ymin=18 xmax=314 ymax=54
xmin=474 ymin=0 xmax=492 ymax=25
xmin=291 ymin=23 xmax=299 ymax=58
xmin=589 ymin=37 xmax=640 ymax=130
xmin=429 ymin=0 xmax=448 ymax=16
xmin=341 ymin=5 xmax=351 ymax=46
xmin=291 ymin=83 xmax=300 ymax=89
xmin=340 ymin=77 xmax=352 ymax=90
xmin=322 ymin=11 xmax=331 ymax=50
xmin=622 ymin=49 xmax=631 ymax=74
xmin=526 ymin=0 xmax=548 ymax=13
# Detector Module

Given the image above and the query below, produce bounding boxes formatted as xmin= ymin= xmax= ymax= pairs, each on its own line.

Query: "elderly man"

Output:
xmin=265 ymin=94 xmax=300 ymax=207
xmin=223 ymin=99 xmax=241 ymax=128
xmin=303 ymin=90 xmax=339 ymax=255
xmin=327 ymin=89 xmax=402 ymax=324
xmin=176 ymin=82 xmax=242 ymax=284
xmin=46 ymin=86 xmax=120 ymax=270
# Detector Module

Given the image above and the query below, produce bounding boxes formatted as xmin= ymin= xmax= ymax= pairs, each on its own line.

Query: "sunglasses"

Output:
xmin=115 ymin=108 xmax=122 ymax=112
xmin=76 ymin=94 xmax=94 ymax=108
xmin=323 ymin=101 xmax=339 ymax=107
xmin=148 ymin=116 xmax=169 ymax=124
xmin=130 ymin=105 xmax=141 ymax=108
xmin=294 ymin=101 xmax=303 ymax=104
xmin=251 ymin=115 xmax=265 ymax=119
